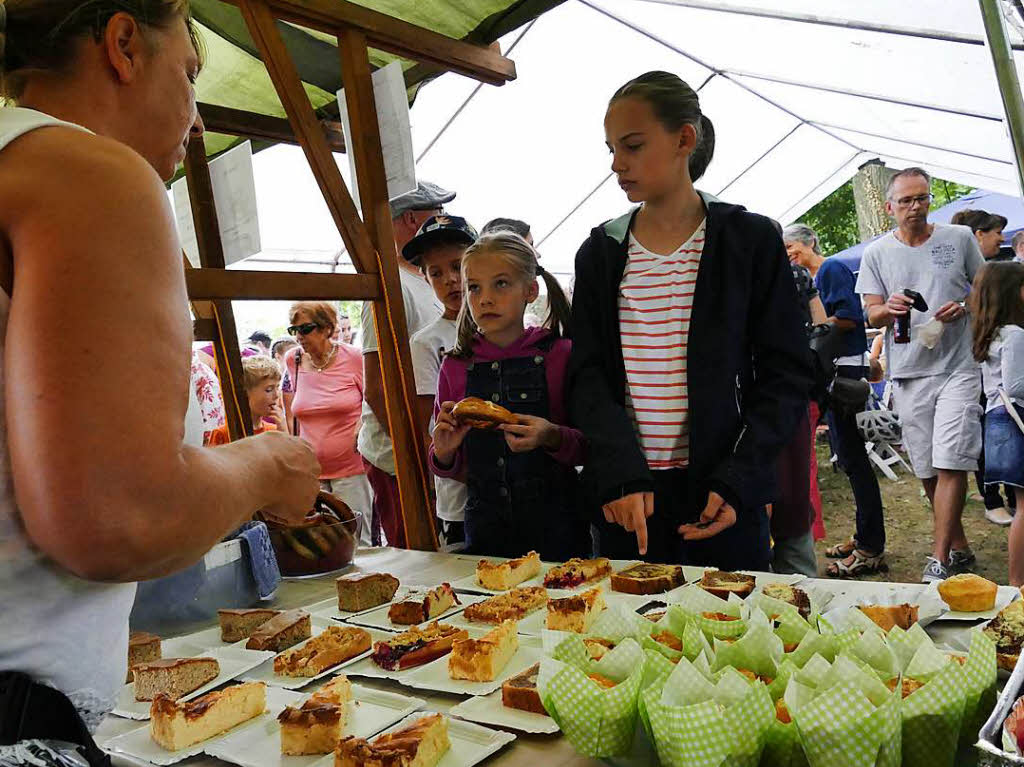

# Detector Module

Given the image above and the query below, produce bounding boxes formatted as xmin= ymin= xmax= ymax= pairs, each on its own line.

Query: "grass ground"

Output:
xmin=812 ymin=439 xmax=1011 ymax=584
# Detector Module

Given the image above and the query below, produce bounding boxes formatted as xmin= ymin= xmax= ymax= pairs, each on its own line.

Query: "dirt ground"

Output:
xmin=811 ymin=438 xmax=1012 ymax=585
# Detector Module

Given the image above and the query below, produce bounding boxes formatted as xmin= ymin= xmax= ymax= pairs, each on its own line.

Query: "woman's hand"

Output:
xmin=678 ymin=492 xmax=737 ymax=540
xmin=500 ymin=414 xmax=561 ymax=453
xmin=432 ymin=401 xmax=471 ymax=467
xmin=602 ymin=491 xmax=654 ymax=555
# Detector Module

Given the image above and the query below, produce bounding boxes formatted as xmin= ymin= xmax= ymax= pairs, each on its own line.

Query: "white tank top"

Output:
xmin=0 ymin=107 xmax=204 ymax=730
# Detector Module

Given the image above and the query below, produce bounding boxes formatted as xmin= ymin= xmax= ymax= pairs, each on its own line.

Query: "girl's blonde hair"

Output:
xmin=1 ymin=0 xmax=202 ymax=101
xmin=970 ymin=261 xmax=1024 ymax=362
xmin=449 ymin=232 xmax=571 ymax=359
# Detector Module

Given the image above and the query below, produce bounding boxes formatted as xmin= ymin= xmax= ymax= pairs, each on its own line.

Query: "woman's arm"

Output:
xmin=1 ymin=129 xmax=319 ymax=582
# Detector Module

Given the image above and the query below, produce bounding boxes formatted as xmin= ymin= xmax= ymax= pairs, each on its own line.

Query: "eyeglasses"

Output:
xmin=893 ymin=194 xmax=932 ymax=208
xmin=287 ymin=322 xmax=320 ymax=336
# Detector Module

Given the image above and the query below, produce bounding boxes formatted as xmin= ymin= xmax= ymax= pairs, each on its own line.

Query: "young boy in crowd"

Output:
xmin=405 ymin=215 xmax=478 ymax=551
xmin=208 ymin=355 xmax=285 ymax=445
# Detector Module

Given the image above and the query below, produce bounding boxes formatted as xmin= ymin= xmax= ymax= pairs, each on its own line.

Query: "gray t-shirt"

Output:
xmin=856 ymin=223 xmax=984 ymax=379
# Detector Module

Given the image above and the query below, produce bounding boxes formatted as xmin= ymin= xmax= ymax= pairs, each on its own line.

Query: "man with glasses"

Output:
xmin=358 ymin=181 xmax=454 ymax=547
xmin=856 ymin=167 xmax=986 ymax=583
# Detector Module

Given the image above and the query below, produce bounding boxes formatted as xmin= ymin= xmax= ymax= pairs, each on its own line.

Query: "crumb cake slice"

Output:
xmin=462 ymin=586 xmax=547 ymax=623
xmin=546 ymin=587 xmax=606 ymax=633
xmin=245 ymin=609 xmax=311 ymax=653
xmin=448 ymin=620 xmax=518 ymax=682
xmin=335 ymin=713 xmax=449 ymax=767
xmin=150 ymin=681 xmax=266 ymax=751
xmin=274 ymin=626 xmax=372 ymax=678
xmin=371 ymin=622 xmax=468 ymax=671
xmin=217 ymin=608 xmax=281 ymax=643
xmin=133 ymin=657 xmax=220 ymax=702
xmin=476 ymin=552 xmax=542 ymax=590
xmin=542 ymin=558 xmax=611 ymax=590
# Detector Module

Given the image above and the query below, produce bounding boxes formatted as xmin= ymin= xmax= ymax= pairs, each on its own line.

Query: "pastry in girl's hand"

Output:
xmin=452 ymin=397 xmax=518 ymax=429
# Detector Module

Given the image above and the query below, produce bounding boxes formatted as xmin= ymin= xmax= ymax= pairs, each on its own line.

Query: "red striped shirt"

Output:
xmin=618 ymin=221 xmax=705 ymax=469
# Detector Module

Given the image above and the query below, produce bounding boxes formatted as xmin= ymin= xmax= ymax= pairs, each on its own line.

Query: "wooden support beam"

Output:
xmin=184 ymin=137 xmax=254 ymax=440
xmin=193 ymin=318 xmax=218 ymax=341
xmin=338 ymin=26 xmax=437 ymax=551
xmin=220 ymin=0 xmax=516 ymax=85
xmin=198 ymin=102 xmax=346 ymax=152
xmin=238 ymin=0 xmax=379 ymax=275
xmin=186 ymin=269 xmax=380 ymax=300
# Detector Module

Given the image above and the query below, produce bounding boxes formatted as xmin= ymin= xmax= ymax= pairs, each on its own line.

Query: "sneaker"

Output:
xmin=985 ymin=507 xmax=1014 ymax=526
xmin=922 ymin=556 xmax=949 ymax=583
xmin=949 ymin=548 xmax=977 ymax=573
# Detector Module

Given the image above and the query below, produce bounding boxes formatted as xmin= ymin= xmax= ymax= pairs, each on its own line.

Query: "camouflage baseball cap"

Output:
xmin=389 ymin=180 xmax=456 ymax=218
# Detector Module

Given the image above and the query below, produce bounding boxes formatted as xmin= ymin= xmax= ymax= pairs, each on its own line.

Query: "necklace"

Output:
xmin=309 ymin=345 xmax=336 ymax=372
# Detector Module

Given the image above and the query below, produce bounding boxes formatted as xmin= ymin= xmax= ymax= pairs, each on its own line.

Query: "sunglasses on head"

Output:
xmin=287 ymin=322 xmax=320 ymax=336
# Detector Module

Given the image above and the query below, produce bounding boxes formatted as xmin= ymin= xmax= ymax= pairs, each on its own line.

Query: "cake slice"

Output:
xmin=335 ymin=713 xmax=449 ymax=767
xmin=501 ymin=663 xmax=546 ymax=715
xmin=127 ymin=631 xmax=162 ymax=682
xmin=388 ymin=584 xmax=459 ymax=625
xmin=761 ymin=583 xmax=812 ymax=619
xmin=336 ymin=572 xmax=400 ymax=612
xmin=610 ymin=563 xmax=685 ymax=595
xmin=542 ymin=558 xmax=611 ymax=590
xmin=699 ymin=571 xmax=755 ymax=600
xmin=546 ymin=587 xmax=606 ymax=633
xmin=274 ymin=626 xmax=372 ymax=678
xmin=462 ymin=586 xmax=547 ymax=624
xmin=448 ymin=620 xmax=519 ymax=682
xmin=476 ymin=552 xmax=542 ymax=591
xmin=217 ymin=608 xmax=281 ymax=643
xmin=150 ymin=681 xmax=266 ymax=751
xmin=984 ymin=599 xmax=1024 ymax=670
xmin=133 ymin=657 xmax=220 ymax=702
xmin=371 ymin=622 xmax=468 ymax=671
xmin=857 ymin=603 xmax=919 ymax=632
xmin=245 ymin=609 xmax=311 ymax=652
xmin=278 ymin=677 xmax=353 ymax=755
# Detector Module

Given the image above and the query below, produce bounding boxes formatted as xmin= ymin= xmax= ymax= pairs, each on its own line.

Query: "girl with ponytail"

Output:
xmin=430 ymin=232 xmax=588 ymax=559
xmin=569 ymin=71 xmax=814 ymax=570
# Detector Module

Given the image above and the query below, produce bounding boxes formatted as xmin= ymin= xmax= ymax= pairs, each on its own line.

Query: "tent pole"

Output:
xmin=979 ymin=0 xmax=1024 ymax=195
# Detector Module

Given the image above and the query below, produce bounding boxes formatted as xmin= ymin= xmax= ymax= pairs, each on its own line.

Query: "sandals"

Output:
xmin=826 ymin=548 xmax=888 ymax=578
xmin=825 ymin=538 xmax=857 ymax=559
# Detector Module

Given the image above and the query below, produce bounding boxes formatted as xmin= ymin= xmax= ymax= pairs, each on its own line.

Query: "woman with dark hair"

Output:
xmin=952 ymin=209 xmax=1009 ymax=261
xmin=0 ymin=0 xmax=318 ymax=750
xmin=568 ymin=71 xmax=814 ymax=569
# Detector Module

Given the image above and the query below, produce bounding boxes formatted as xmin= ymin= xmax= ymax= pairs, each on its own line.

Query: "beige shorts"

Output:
xmin=892 ymin=370 xmax=983 ymax=479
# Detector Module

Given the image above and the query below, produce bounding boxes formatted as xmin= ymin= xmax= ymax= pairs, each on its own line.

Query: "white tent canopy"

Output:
xmin=240 ymin=0 xmax=1024 ymax=281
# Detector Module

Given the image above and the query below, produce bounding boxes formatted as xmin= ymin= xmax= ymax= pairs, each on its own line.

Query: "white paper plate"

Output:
xmin=372 ymin=712 xmax=515 ymax=767
xmin=402 ymin=636 xmax=544 ymax=696
xmin=449 ymin=687 xmax=559 ymax=735
xmin=449 ymin=559 xmax=617 ymax=596
xmin=205 ymin=683 xmax=426 ymax=767
xmin=112 ymin=645 xmax=277 ymax=720
xmin=819 ymin=584 xmax=948 ymax=631
xmin=306 ymin=596 xmax=386 ymax=623
xmin=160 ymin=632 xmax=221 ymax=658
xmin=927 ymin=583 xmax=1019 ymax=621
xmin=104 ymin=685 xmax=294 ymax=765
xmin=241 ymin=621 xmax=386 ymax=690
xmin=340 ymin=587 xmax=484 ymax=631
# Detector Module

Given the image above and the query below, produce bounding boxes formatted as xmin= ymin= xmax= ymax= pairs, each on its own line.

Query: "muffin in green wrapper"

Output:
xmin=644 ymin=607 xmax=712 ymax=663
xmin=892 ymin=658 xmax=966 ymax=767
xmin=712 ymin=623 xmax=784 ymax=679
xmin=673 ymin=583 xmax=748 ymax=639
xmin=538 ymin=636 xmax=648 ymax=757
xmin=957 ymin=629 xmax=997 ymax=751
xmin=642 ymin=656 xmax=775 ymax=767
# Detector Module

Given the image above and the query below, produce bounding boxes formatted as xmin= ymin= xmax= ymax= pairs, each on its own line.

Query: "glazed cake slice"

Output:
xmin=387 ymin=584 xmax=459 ymax=625
xmin=277 ymin=677 xmax=353 ymax=755
xmin=501 ymin=663 xmax=546 ymax=715
xmin=542 ymin=558 xmax=611 ymax=590
xmin=273 ymin=626 xmax=371 ymax=678
xmin=448 ymin=620 xmax=519 ymax=682
xmin=476 ymin=551 xmax=542 ymax=590
xmin=336 ymin=572 xmax=400 ymax=612
xmin=546 ymin=587 xmax=606 ymax=633
xmin=217 ymin=608 xmax=281 ymax=643
xmin=133 ymin=657 xmax=220 ymax=702
xmin=150 ymin=681 xmax=266 ymax=751
xmin=462 ymin=586 xmax=547 ymax=624
xmin=335 ymin=713 xmax=449 ymax=767
xmin=245 ymin=609 xmax=311 ymax=653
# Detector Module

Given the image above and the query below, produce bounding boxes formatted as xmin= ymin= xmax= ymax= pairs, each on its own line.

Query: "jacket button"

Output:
xmin=491 ymin=393 xmax=500 ymax=403
xmin=497 ymin=458 xmax=505 ymax=468
xmin=520 ymin=393 xmax=528 ymax=400
xmin=491 ymin=361 xmax=500 ymax=370
xmin=534 ymin=356 xmax=543 ymax=364
xmin=499 ymin=487 xmax=508 ymax=497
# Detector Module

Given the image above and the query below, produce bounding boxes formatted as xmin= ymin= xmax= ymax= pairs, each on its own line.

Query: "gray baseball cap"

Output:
xmin=390 ymin=181 xmax=456 ymax=219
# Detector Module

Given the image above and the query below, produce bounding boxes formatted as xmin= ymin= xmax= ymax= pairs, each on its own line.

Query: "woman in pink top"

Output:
xmin=284 ymin=301 xmax=372 ymax=542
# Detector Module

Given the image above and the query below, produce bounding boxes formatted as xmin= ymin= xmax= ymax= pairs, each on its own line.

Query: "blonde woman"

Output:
xmin=0 ymin=0 xmax=318 ymax=747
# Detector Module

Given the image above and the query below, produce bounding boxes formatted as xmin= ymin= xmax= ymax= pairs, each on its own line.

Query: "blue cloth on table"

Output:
xmin=229 ymin=521 xmax=280 ymax=600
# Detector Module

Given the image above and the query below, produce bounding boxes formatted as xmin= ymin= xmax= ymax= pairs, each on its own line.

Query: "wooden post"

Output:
xmin=183 ymin=137 xmax=254 ymax=440
xmin=338 ymin=26 xmax=437 ymax=551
